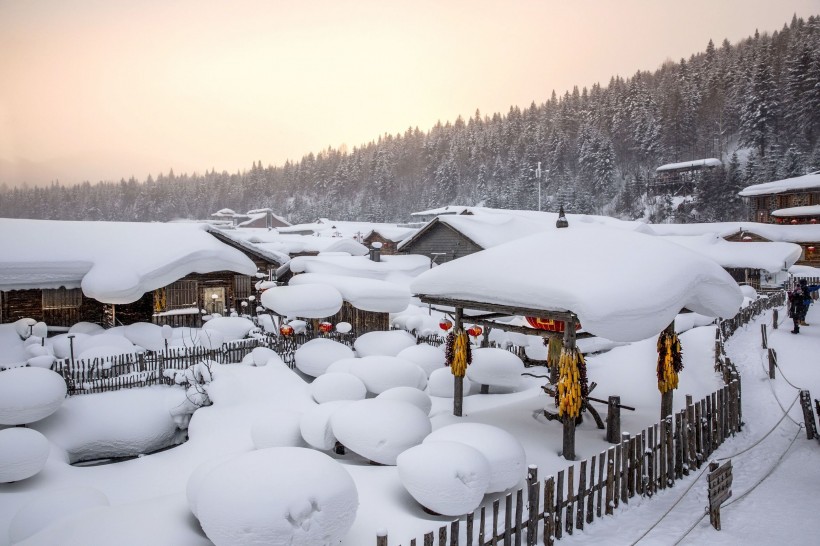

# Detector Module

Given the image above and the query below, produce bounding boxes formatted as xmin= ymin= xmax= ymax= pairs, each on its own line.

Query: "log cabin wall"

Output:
xmin=326 ymin=301 xmax=389 ymax=335
xmin=399 ymin=222 xmax=483 ymax=263
xmin=363 ymin=233 xmax=398 ymax=255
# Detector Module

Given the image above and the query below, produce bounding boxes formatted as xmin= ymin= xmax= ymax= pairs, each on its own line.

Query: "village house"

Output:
xmin=738 ymin=171 xmax=820 ymax=224
xmin=651 ymin=158 xmax=722 ymax=196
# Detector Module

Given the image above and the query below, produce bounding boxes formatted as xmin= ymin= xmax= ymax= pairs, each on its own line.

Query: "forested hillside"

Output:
xmin=1 ymin=15 xmax=818 ymax=224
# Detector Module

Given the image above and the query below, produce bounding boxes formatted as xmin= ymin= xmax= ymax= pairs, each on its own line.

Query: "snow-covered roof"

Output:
xmin=655 ymin=158 xmax=722 ymax=172
xmin=410 ymin=205 xmax=472 ymax=217
xmin=289 ymin=273 xmax=410 ymax=313
xmin=0 ymin=219 xmax=257 ymax=303
xmin=771 ymin=205 xmax=820 ymax=218
xmin=206 ymin=227 xmax=290 ymax=266
xmin=277 ymin=220 xmax=414 ymax=240
xmin=410 ymin=225 xmax=742 ymax=342
xmin=364 ymin=226 xmax=419 ymax=243
xmin=260 ymin=284 xmax=343 ymax=318
xmin=649 ymin=221 xmax=820 ymax=244
xmin=661 ymin=234 xmax=802 ymax=273
xmin=289 ymin=254 xmax=430 ymax=287
xmin=790 ymin=264 xmax=820 ymax=278
xmin=738 ymin=172 xmax=820 ymax=197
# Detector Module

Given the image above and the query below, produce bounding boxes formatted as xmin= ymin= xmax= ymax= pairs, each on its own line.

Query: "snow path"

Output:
xmin=556 ymin=303 xmax=820 ymax=546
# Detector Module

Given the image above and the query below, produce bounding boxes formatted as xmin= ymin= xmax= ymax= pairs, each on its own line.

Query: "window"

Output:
xmin=166 ymin=280 xmax=198 ymax=310
xmin=234 ymin=275 xmax=252 ymax=299
xmin=42 ymin=288 xmax=83 ymax=326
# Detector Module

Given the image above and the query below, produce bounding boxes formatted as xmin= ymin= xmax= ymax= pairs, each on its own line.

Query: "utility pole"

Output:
xmin=536 ymin=162 xmax=542 ymax=212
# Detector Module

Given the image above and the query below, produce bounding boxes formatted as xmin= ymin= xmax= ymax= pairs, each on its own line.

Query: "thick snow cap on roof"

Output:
xmin=655 ymin=158 xmax=721 ymax=172
xmin=661 ymin=234 xmax=802 ymax=273
xmin=739 ymin=172 xmax=820 ymax=197
xmin=261 ymin=284 xmax=343 ymax=318
xmin=411 ymin=226 xmax=743 ymax=342
xmin=289 ymin=273 xmax=409 ymax=312
xmin=771 ymin=205 xmax=820 ymax=218
xmin=0 ymin=219 xmax=256 ymax=303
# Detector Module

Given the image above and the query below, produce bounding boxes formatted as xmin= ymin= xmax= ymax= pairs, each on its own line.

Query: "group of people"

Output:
xmin=789 ymin=279 xmax=820 ymax=334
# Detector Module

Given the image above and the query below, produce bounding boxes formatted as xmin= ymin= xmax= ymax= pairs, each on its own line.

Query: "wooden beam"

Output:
xmin=468 ymin=318 xmax=594 ymax=340
xmin=417 ymin=295 xmax=575 ymax=323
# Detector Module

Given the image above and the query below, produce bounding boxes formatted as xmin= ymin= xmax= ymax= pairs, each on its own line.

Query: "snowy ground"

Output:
xmin=1 ymin=303 xmax=818 ymax=545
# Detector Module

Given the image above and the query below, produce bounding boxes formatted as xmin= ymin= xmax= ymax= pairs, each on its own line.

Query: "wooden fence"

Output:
xmin=378 ymin=293 xmax=784 ymax=546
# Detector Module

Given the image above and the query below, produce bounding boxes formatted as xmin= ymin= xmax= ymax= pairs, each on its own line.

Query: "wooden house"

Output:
xmin=652 ymin=158 xmax=722 ymax=196
xmin=397 ymin=217 xmax=483 ymax=263
xmin=739 ymin=172 xmax=820 ymax=224
xmin=237 ymin=208 xmax=291 ymax=229
xmin=362 ymin=227 xmax=418 ymax=255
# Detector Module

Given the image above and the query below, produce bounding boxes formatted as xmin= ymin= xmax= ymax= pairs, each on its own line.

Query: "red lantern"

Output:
xmin=808 ymin=246 xmax=816 ymax=253
xmin=526 ymin=317 xmax=581 ymax=332
xmin=467 ymin=326 xmax=483 ymax=337
xmin=812 ymin=219 xmax=817 ymax=224
xmin=279 ymin=324 xmax=294 ymax=336
xmin=439 ymin=319 xmax=452 ymax=331
xmin=791 ymin=219 xmax=799 ymax=224
xmin=318 ymin=321 xmax=333 ymax=333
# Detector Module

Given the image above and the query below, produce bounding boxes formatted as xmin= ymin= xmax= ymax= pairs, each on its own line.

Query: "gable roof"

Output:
xmin=738 ymin=172 xmax=820 ymax=197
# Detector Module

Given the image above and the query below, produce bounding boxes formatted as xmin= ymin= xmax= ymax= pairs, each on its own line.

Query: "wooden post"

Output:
xmin=544 ymin=477 xmax=555 ymax=546
xmin=799 ymin=390 xmax=818 ymax=440
xmin=621 ymin=432 xmax=630 ymax=504
xmin=454 ymin=307 xmax=464 ymax=417
xmin=772 ymin=308 xmax=778 ymax=330
xmin=767 ymin=348 xmax=776 ymax=380
xmin=376 ymin=530 xmax=388 ymax=546
xmin=660 ymin=322 xmax=675 ymax=421
xmin=526 ymin=465 xmax=538 ymax=546
xmin=707 ymin=460 xmax=733 ymax=531
xmin=562 ymin=316 xmax=577 ymax=460
xmin=606 ymin=396 xmax=621 ymax=444
xmin=760 ymin=323 xmax=767 ymax=349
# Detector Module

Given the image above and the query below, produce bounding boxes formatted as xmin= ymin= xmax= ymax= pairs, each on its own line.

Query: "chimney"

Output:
xmin=369 ymin=242 xmax=382 ymax=262
xmin=266 ymin=210 xmax=273 ymax=230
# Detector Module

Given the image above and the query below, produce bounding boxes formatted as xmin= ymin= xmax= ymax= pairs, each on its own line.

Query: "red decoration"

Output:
xmin=318 ymin=321 xmax=333 ymax=333
xmin=808 ymin=246 xmax=816 ymax=252
xmin=439 ymin=319 xmax=453 ymax=331
xmin=791 ymin=219 xmax=799 ymax=224
xmin=279 ymin=325 xmax=294 ymax=336
xmin=467 ymin=326 xmax=483 ymax=337
xmin=812 ymin=219 xmax=818 ymax=224
xmin=526 ymin=317 xmax=581 ymax=333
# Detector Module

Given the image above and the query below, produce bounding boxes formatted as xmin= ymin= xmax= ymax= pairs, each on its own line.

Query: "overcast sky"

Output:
xmin=0 ymin=0 xmax=817 ymax=187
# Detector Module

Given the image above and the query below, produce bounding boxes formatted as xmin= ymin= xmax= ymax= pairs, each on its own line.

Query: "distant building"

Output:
xmin=738 ymin=172 xmax=820 ymax=225
xmin=652 ymin=158 xmax=722 ymax=196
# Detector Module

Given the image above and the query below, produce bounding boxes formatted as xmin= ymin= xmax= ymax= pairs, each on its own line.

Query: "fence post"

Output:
xmin=799 ymin=390 xmax=818 ymax=440
xmin=768 ymin=348 xmax=777 ymax=379
xmin=772 ymin=308 xmax=778 ymax=330
xmin=376 ymin=529 xmax=387 ymax=546
xmin=606 ymin=396 xmax=621 ymax=444
xmin=760 ymin=323 xmax=767 ymax=349
xmin=526 ymin=465 xmax=538 ymax=546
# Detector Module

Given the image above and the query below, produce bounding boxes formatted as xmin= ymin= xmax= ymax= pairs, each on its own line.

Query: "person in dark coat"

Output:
xmin=797 ymin=279 xmax=820 ymax=326
xmin=789 ymin=284 xmax=806 ymax=334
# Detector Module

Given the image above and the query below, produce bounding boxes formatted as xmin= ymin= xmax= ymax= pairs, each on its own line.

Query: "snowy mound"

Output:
xmin=68 ymin=322 xmax=104 ymax=335
xmin=27 ymin=354 xmax=57 ymax=369
xmin=0 ymin=367 xmax=67 ymax=425
xmin=425 ymin=423 xmax=526 ymax=492
xmin=203 ymin=316 xmax=255 ymax=341
xmin=75 ymin=333 xmax=137 ymax=355
xmin=310 ymin=373 xmax=367 ymax=403
xmin=294 ymin=339 xmax=355 ymax=377
xmin=396 ymin=343 xmax=446 ymax=377
xmin=9 ymin=486 xmax=109 ymax=543
xmin=76 ymin=345 xmax=143 ymax=361
xmin=739 ymin=285 xmax=758 ymax=300
xmin=353 ymin=330 xmax=417 ymax=357
xmin=427 ymin=367 xmax=472 ymax=398
xmin=411 ymin=226 xmax=744 ymax=342
xmin=332 ymin=399 xmax=431 ymax=465
xmin=300 ymin=400 xmax=353 ymax=450
xmin=466 ymin=348 xmax=525 ymax=390
xmin=248 ymin=346 xmax=284 ymax=367
xmin=324 ymin=357 xmax=358 ymax=374
xmin=261 ymin=284 xmax=343 ymax=318
xmin=250 ymin=411 xmax=305 ymax=449
xmin=336 ymin=321 xmax=352 ymax=334
xmin=349 ymin=356 xmax=428 ymax=394
xmin=376 ymin=386 xmax=432 ymax=416
xmin=397 ymin=441 xmax=491 ymax=516
xmin=49 ymin=333 xmax=89 ymax=359
xmin=290 ymin=273 xmax=410 ymax=312
xmin=191 ymin=447 xmax=358 ymax=546
xmin=122 ymin=322 xmax=165 ymax=351
xmin=0 ymin=427 xmax=50 ymax=483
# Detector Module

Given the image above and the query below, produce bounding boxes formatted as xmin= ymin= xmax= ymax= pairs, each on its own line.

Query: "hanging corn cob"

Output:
xmin=556 ymin=346 xmax=588 ymax=419
xmin=656 ymin=330 xmax=683 ymax=393
xmin=445 ymin=330 xmax=472 ymax=378
xmin=546 ymin=336 xmax=563 ymax=375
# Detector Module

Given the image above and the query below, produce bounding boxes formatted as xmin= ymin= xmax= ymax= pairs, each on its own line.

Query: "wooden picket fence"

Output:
xmin=378 ymin=293 xmax=785 ymax=546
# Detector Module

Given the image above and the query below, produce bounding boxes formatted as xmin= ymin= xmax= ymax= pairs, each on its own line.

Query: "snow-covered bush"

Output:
xmin=466 ymin=348 xmax=525 ymax=391
xmin=121 ymin=322 xmax=165 ymax=351
xmin=324 ymin=357 xmax=358 ymax=374
xmin=331 ymin=399 xmax=431 ymax=465
xmin=49 ymin=333 xmax=89 ymax=359
xmin=424 ymin=423 xmax=526 ymax=492
xmin=0 ymin=367 xmax=67 ymax=425
xmin=9 ymin=486 xmax=109 ymax=543
xmin=0 ymin=427 xmax=50 ymax=483
xmin=427 ymin=367 xmax=472 ymax=398
xmin=294 ymin=338 xmax=354 ymax=377
xmin=162 ymin=360 xmax=215 ymax=408
xmin=14 ymin=318 xmax=37 ymax=339
xmin=68 ymin=322 xmax=104 ymax=335
xmin=310 ymin=373 xmax=367 ymax=403
xmin=397 ymin=343 xmax=446 ymax=377
xmin=190 ymin=448 xmax=358 ymax=546
xmin=241 ymin=346 xmax=283 ymax=367
xmin=376 ymin=386 xmax=432 ymax=416
xmin=397 ymin=441 xmax=490 ymax=515
xmin=353 ymin=330 xmax=417 ymax=357
xmin=202 ymin=316 xmax=255 ymax=341
xmin=250 ymin=411 xmax=305 ymax=449
xmin=348 ymin=356 xmax=427 ymax=394
xmin=300 ymin=400 xmax=353 ymax=450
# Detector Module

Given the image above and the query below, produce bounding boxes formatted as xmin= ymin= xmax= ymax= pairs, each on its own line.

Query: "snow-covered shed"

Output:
xmin=738 ymin=171 xmax=820 ymax=224
xmin=0 ymin=219 xmax=257 ymax=328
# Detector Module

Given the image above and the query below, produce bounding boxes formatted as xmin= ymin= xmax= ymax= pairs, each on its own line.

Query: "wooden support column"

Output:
xmin=453 ymin=306 xmax=464 ymax=417
xmin=562 ymin=315 xmax=577 ymax=460
xmin=660 ymin=321 xmax=675 ymax=421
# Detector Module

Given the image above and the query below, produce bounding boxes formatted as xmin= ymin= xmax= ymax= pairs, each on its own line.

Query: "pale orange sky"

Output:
xmin=0 ymin=0 xmax=817 ymax=186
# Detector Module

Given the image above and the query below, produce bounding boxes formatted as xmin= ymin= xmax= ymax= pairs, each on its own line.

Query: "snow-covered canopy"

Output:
xmin=771 ymin=205 xmax=820 ymax=218
xmin=277 ymin=219 xmax=418 ymax=240
xmin=0 ymin=219 xmax=256 ymax=303
xmin=260 ymin=284 xmax=343 ymax=318
xmin=661 ymin=234 xmax=802 ymax=273
xmin=649 ymin=221 xmax=820 ymax=244
xmin=289 ymin=273 xmax=409 ymax=312
xmin=288 ymin=254 xmax=430 ymax=288
xmin=655 ymin=158 xmax=722 ymax=172
xmin=411 ymin=226 xmax=743 ymax=342
xmin=363 ymin=226 xmax=418 ymax=242
xmin=739 ymin=172 xmax=820 ymax=197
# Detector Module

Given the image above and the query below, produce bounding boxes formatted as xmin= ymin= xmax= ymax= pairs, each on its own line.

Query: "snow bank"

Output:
xmin=411 ymin=226 xmax=743 ymax=342
xmin=8 ymin=486 xmax=109 ymax=543
xmin=49 ymin=333 xmax=88 ymax=359
xmin=300 ymin=400 xmax=353 ymax=450
xmin=0 ymin=427 xmax=50 ymax=483
xmin=324 ymin=357 xmax=358 ymax=374
xmin=294 ymin=338 xmax=355 ymax=377
xmin=397 ymin=441 xmax=490 ymax=515
xmin=261 ymin=284 xmax=343 ymax=318
xmin=191 ymin=447 xmax=358 ymax=546
xmin=290 ymin=273 xmax=410 ymax=312
xmin=396 ymin=343 xmax=446 ymax=377
xmin=121 ymin=322 xmax=165 ymax=351
xmin=0 ymin=367 xmax=66 ymax=425
xmin=250 ymin=411 xmax=305 ymax=449
xmin=349 ymin=356 xmax=428 ymax=394
xmin=353 ymin=330 xmax=417 ymax=357
xmin=202 ymin=316 xmax=255 ymax=341
xmin=248 ymin=346 xmax=284 ymax=367
xmin=332 ymin=399 xmax=431 ymax=465
xmin=75 ymin=334 xmax=137 ymax=355
xmin=376 ymin=386 xmax=432 ymax=416
xmin=68 ymin=322 xmax=104 ymax=335
xmin=425 ymin=423 xmax=527 ymax=492
xmin=310 ymin=373 xmax=367 ymax=403
xmin=27 ymin=355 xmax=57 ymax=369
xmin=427 ymin=367 xmax=472 ymax=398
xmin=466 ymin=348 xmax=525 ymax=390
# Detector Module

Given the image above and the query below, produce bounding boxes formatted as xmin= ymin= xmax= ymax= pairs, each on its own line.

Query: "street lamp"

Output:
xmin=535 ymin=162 xmax=548 ymax=212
